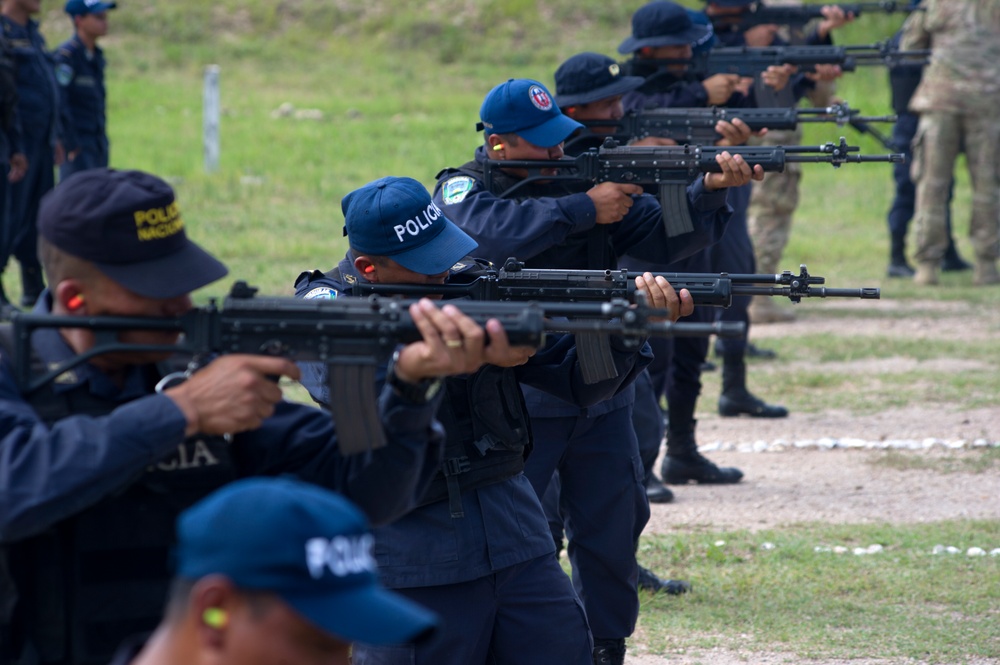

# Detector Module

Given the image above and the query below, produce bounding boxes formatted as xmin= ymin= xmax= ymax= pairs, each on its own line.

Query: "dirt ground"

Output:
xmin=624 ymin=297 xmax=1000 ymax=665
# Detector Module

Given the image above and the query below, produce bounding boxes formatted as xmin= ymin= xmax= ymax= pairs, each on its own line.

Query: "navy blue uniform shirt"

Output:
xmin=0 ymin=17 xmax=61 ymax=146
xmin=54 ymin=34 xmax=108 ymax=159
xmin=294 ymin=256 xmax=652 ymax=587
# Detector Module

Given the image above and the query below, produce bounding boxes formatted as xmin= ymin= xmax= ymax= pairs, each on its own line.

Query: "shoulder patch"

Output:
xmin=303 ymin=287 xmax=338 ymax=300
xmin=441 ymin=176 xmax=475 ymax=205
xmin=55 ymin=63 xmax=74 ymax=87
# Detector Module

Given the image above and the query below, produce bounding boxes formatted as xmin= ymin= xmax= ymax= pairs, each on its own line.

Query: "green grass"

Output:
xmin=636 ymin=520 xmax=1000 ymax=662
xmin=20 ymin=1 xmax=1000 ymax=660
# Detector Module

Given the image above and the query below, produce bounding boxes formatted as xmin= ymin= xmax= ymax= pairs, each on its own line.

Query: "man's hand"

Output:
xmin=714 ymin=118 xmax=755 ymax=147
xmin=701 ymin=74 xmax=742 ymax=105
xmin=393 ymin=299 xmax=535 ymax=380
xmin=587 ymin=182 xmax=643 ymax=225
xmin=744 ymin=23 xmax=780 ymax=47
xmin=166 ymin=355 xmax=300 ymax=437
xmin=634 ymin=272 xmax=694 ymax=323
xmin=817 ymin=5 xmax=854 ymax=40
xmin=630 ymin=136 xmax=677 ymax=147
xmin=703 ymin=151 xmax=765 ymax=191
xmin=7 ymin=153 xmax=27 ymax=183
xmin=805 ymin=63 xmax=843 ymax=82
xmin=54 ymin=141 xmax=66 ymax=166
xmin=761 ymin=63 xmax=796 ymax=91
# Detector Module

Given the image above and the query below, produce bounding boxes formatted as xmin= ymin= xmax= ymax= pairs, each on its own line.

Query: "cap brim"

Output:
xmin=288 ymin=584 xmax=439 ymax=646
xmin=617 ymin=23 xmax=710 ymax=54
xmin=555 ymin=76 xmax=646 ymax=108
xmin=94 ymin=241 xmax=228 ymax=299
xmin=391 ymin=218 xmax=478 ymax=275
xmin=516 ymin=113 xmax=584 ymax=149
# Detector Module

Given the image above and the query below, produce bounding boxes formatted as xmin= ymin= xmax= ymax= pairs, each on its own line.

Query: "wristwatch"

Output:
xmin=386 ymin=349 xmax=443 ymax=404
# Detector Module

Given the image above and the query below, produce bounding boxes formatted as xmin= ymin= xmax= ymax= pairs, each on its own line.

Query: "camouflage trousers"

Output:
xmin=748 ymin=128 xmax=803 ymax=274
xmin=911 ymin=111 xmax=1000 ymax=262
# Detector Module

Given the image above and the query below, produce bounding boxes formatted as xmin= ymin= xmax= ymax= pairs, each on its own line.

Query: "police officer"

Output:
xmin=109 ymin=478 xmax=439 ymax=665
xmin=553 ymin=51 xmax=758 ymax=508
xmin=0 ymin=168 xmax=484 ymax=665
xmin=433 ymin=78 xmax=754 ymax=665
xmin=55 ymin=0 xmax=116 ymax=181
xmin=294 ymin=176 xmax=681 ymax=665
xmin=0 ymin=23 xmax=26 ymax=316
xmin=0 ymin=0 xmax=66 ymax=308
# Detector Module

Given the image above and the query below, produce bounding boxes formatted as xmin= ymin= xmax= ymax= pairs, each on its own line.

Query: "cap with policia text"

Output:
xmin=477 ymin=78 xmax=583 ymax=149
xmin=37 ymin=169 xmax=228 ymax=299
xmin=554 ymin=52 xmax=646 ymax=108
xmin=618 ymin=1 xmax=712 ymax=53
xmin=342 ymin=176 xmax=478 ymax=275
xmin=175 ymin=477 xmax=439 ymax=646
xmin=64 ymin=0 xmax=118 ymax=15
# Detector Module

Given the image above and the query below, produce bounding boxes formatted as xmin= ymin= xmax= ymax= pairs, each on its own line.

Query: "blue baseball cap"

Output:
xmin=175 ymin=477 xmax=439 ymax=646
xmin=65 ymin=0 xmax=117 ymax=15
xmin=38 ymin=169 xmax=228 ymax=299
xmin=688 ymin=9 xmax=717 ymax=55
xmin=618 ymin=1 xmax=712 ymax=54
xmin=477 ymin=79 xmax=583 ymax=148
xmin=342 ymin=176 xmax=477 ymax=275
xmin=554 ymin=53 xmax=645 ymax=108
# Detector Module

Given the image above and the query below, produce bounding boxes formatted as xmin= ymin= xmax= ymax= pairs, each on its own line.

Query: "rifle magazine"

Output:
xmin=658 ymin=184 xmax=694 ymax=237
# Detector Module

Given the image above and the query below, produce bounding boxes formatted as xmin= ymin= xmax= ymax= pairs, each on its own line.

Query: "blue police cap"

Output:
xmin=342 ymin=176 xmax=477 ymax=275
xmin=554 ymin=52 xmax=645 ymax=108
xmin=706 ymin=0 xmax=756 ymax=6
xmin=65 ymin=0 xmax=117 ymax=15
xmin=618 ymin=1 xmax=712 ymax=54
xmin=688 ymin=9 xmax=718 ymax=55
xmin=477 ymin=79 xmax=583 ymax=148
xmin=37 ymin=169 xmax=228 ymax=299
xmin=176 ymin=477 xmax=439 ymax=646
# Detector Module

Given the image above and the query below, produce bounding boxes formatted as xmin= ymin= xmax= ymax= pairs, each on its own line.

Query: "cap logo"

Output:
xmin=528 ymin=85 xmax=553 ymax=112
xmin=393 ymin=201 xmax=442 ymax=243
xmin=133 ymin=201 xmax=183 ymax=241
xmin=305 ymin=534 xmax=376 ymax=579
xmin=608 ymin=64 xmax=620 ymax=77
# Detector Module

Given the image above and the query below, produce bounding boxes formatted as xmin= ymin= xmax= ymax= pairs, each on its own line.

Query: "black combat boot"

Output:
xmin=637 ymin=565 xmax=691 ymax=595
xmin=661 ymin=420 xmax=743 ymax=484
xmin=592 ymin=638 xmax=626 ymax=665
xmin=940 ymin=242 xmax=972 ymax=272
xmin=718 ymin=354 xmax=788 ymax=418
xmin=887 ymin=231 xmax=915 ymax=278
xmin=19 ymin=264 xmax=45 ymax=308
xmin=644 ymin=474 xmax=674 ymax=504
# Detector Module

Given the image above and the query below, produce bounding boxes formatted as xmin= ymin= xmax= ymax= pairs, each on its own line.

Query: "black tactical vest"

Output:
xmin=0 ymin=326 xmax=237 ymax=665
xmin=320 ymin=265 xmax=532 ymax=519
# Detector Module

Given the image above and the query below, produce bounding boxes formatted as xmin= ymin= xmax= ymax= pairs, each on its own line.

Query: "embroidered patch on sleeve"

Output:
xmin=441 ymin=176 xmax=475 ymax=205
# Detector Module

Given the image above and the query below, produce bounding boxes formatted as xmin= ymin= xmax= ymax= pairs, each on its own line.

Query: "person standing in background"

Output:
xmin=55 ymin=0 xmax=116 ymax=181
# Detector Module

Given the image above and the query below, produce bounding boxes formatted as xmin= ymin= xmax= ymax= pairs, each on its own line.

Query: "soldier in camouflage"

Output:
xmin=902 ymin=0 xmax=1000 ymax=286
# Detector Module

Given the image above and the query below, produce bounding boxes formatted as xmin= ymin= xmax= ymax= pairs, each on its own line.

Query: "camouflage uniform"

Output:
xmin=747 ymin=8 xmax=836 ymax=321
xmin=902 ymin=0 xmax=1000 ymax=285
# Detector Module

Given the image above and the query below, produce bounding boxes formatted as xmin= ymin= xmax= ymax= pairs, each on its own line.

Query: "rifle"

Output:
xmin=355 ymin=258 xmax=880 ymax=309
xmin=567 ymin=102 xmax=895 ymax=151
xmin=8 ymin=281 xmax=741 ymax=454
xmin=648 ymin=43 xmax=929 ymax=78
xmin=710 ymin=1 xmax=920 ymax=32
xmin=485 ymin=137 xmax=903 ymax=235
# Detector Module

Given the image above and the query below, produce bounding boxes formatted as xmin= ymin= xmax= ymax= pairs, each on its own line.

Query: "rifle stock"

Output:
xmin=710 ymin=1 xmax=920 ymax=32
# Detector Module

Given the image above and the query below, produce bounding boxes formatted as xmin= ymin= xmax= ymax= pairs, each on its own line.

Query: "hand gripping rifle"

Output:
xmin=485 ymin=137 xmax=903 ymax=236
xmin=566 ymin=102 xmax=895 ymax=151
xmin=8 ymin=282 xmax=741 ymax=454
xmin=710 ymin=1 xmax=922 ymax=33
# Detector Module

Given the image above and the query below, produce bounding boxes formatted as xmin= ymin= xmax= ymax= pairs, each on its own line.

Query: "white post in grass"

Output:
xmin=203 ymin=65 xmax=220 ymax=173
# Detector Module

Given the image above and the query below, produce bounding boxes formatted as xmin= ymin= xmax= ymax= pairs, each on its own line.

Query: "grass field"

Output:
xmin=15 ymin=1 xmax=1000 ymax=660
